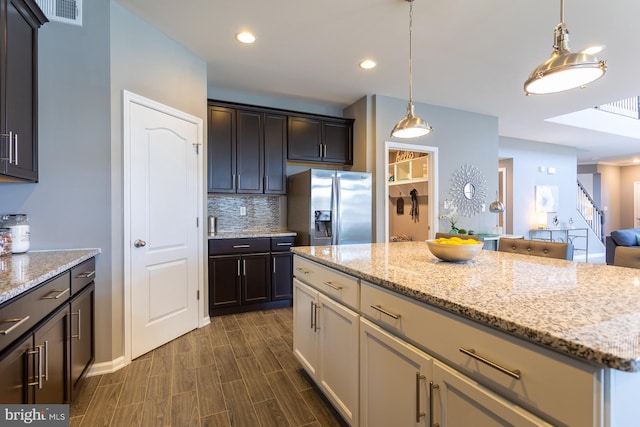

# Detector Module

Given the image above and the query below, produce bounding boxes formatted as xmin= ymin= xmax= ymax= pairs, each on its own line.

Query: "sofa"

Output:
xmin=606 ymin=228 xmax=640 ymax=266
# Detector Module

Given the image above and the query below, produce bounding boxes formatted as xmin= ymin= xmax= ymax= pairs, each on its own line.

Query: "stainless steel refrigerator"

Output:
xmin=287 ymin=169 xmax=372 ymax=246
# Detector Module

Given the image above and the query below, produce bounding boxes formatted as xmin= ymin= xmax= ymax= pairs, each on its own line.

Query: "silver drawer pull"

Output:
xmin=459 ymin=348 xmax=521 ymax=380
xmin=323 ymin=281 xmax=343 ymax=291
xmin=76 ymin=270 xmax=95 ymax=279
xmin=276 ymin=242 xmax=292 ymax=246
xmin=295 ymin=267 xmax=311 ymax=275
xmin=42 ymin=288 xmax=70 ymax=300
xmin=0 ymin=316 xmax=30 ymax=335
xmin=370 ymin=304 xmax=401 ymax=320
xmin=233 ymin=244 xmax=251 ymax=248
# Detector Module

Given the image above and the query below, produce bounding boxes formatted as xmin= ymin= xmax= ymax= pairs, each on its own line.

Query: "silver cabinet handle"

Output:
xmin=310 ymin=301 xmax=315 ymax=330
xmin=237 ymin=259 xmax=241 ymax=276
xmin=72 ymin=309 xmax=81 ymax=340
xmin=243 ymin=259 xmax=246 ymax=276
xmin=43 ymin=340 xmax=49 ymax=381
xmin=13 ymin=133 xmax=18 ymax=165
xmin=233 ymin=244 xmax=251 ymax=248
xmin=429 ymin=381 xmax=439 ymax=427
xmin=273 ymin=257 xmax=276 ymax=273
xmin=4 ymin=131 xmax=13 ymax=163
xmin=0 ymin=316 xmax=30 ymax=335
xmin=276 ymin=242 xmax=292 ymax=246
xmin=26 ymin=346 xmax=43 ymax=388
xmin=323 ymin=144 xmax=327 ymax=158
xmin=76 ymin=270 xmax=95 ymax=279
xmin=319 ymin=144 xmax=323 ymax=158
xmin=459 ymin=348 xmax=521 ymax=380
xmin=323 ymin=281 xmax=343 ymax=291
xmin=370 ymin=304 xmax=401 ymax=320
xmin=134 ymin=239 xmax=146 ymax=248
xmin=42 ymin=288 xmax=69 ymax=300
xmin=416 ymin=372 xmax=426 ymax=422
xmin=313 ymin=302 xmax=320 ymax=332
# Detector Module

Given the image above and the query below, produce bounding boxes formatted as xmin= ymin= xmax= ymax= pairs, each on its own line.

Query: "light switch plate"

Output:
xmin=240 ymin=206 xmax=246 ymax=216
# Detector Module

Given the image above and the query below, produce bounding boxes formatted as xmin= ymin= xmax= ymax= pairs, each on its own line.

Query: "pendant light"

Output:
xmin=391 ymin=0 xmax=433 ymax=138
xmin=524 ymin=0 xmax=607 ymax=95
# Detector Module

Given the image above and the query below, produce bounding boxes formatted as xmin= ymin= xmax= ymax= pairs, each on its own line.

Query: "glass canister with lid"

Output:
xmin=1 ymin=214 xmax=30 ymax=253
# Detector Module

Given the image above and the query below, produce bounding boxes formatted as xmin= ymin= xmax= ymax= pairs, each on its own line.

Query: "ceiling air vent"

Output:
xmin=35 ymin=0 xmax=82 ymax=26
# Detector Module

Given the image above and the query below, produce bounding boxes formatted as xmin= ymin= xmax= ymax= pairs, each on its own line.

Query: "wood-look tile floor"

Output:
xmin=70 ymin=307 xmax=348 ymax=427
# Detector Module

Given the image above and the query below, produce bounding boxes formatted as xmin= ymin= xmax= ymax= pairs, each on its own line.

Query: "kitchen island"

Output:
xmin=292 ymin=241 xmax=640 ymax=426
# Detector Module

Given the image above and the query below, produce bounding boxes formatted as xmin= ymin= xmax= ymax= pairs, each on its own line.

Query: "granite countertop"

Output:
xmin=208 ymin=230 xmax=296 ymax=239
xmin=292 ymin=242 xmax=640 ymax=372
xmin=0 ymin=249 xmax=101 ymax=305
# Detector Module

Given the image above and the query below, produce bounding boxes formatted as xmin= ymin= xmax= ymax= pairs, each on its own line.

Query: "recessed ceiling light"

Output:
xmin=236 ymin=31 xmax=256 ymax=44
xmin=359 ymin=59 xmax=376 ymax=70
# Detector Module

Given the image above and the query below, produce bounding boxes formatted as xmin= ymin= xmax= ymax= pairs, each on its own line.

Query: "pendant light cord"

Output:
xmin=408 ymin=0 xmax=414 ymax=105
xmin=559 ymin=0 xmax=564 ymax=24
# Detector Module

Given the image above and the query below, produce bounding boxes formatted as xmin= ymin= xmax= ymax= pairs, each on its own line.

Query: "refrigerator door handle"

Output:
xmin=333 ymin=175 xmax=340 ymax=245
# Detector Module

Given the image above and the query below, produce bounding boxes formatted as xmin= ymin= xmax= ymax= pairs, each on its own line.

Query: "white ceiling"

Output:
xmin=115 ymin=0 xmax=640 ymax=165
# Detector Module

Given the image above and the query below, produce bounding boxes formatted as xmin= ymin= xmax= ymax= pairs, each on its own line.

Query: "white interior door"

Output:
xmin=635 ymin=182 xmax=640 ymax=228
xmin=124 ymin=91 xmax=203 ymax=359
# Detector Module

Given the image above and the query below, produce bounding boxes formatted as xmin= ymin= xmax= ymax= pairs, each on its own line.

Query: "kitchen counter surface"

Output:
xmin=208 ymin=230 xmax=296 ymax=239
xmin=292 ymin=242 xmax=640 ymax=372
xmin=0 ymin=249 xmax=100 ymax=305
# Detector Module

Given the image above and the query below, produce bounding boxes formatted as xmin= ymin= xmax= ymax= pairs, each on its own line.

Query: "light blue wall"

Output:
xmin=371 ymin=95 xmax=500 ymax=241
xmin=0 ymin=1 xmax=113 ymax=359
xmin=110 ymin=2 xmax=207 ymax=361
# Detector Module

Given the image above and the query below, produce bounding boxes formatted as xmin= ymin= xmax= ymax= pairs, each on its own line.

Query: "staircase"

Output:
xmin=577 ymin=180 xmax=605 ymax=243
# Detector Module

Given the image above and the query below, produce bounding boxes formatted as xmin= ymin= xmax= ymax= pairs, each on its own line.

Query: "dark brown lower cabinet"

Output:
xmin=69 ymin=282 xmax=94 ymax=398
xmin=32 ymin=306 xmax=69 ymax=403
xmin=0 ymin=334 xmax=32 ymax=403
xmin=272 ymin=252 xmax=293 ymax=301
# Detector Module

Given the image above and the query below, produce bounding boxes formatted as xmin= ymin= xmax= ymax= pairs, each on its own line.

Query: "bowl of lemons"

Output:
xmin=426 ymin=237 xmax=483 ymax=262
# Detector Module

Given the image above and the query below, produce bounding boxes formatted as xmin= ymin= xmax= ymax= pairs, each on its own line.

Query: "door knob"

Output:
xmin=134 ymin=239 xmax=146 ymax=248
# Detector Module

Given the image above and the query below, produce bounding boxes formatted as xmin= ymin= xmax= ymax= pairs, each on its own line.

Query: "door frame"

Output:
xmin=122 ymin=90 xmax=205 ymax=364
xmin=635 ymin=182 xmax=640 ymax=228
xmin=384 ymin=141 xmax=439 ymax=242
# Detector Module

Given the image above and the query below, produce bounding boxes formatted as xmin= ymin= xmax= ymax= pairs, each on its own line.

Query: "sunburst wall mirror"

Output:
xmin=449 ymin=164 xmax=487 ymax=217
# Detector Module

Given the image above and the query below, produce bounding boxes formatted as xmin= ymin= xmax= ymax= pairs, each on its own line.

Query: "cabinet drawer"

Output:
xmin=0 ymin=272 xmax=71 ymax=354
xmin=209 ymin=238 xmax=270 ymax=255
xmin=71 ymin=257 xmax=95 ymax=296
xmin=360 ymin=282 xmax=602 ymax=427
xmin=294 ymin=256 xmax=358 ymax=311
xmin=271 ymin=236 xmax=294 ymax=252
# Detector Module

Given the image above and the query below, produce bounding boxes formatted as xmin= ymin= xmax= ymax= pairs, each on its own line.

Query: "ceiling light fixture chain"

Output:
xmin=390 ymin=0 xmax=433 ymax=139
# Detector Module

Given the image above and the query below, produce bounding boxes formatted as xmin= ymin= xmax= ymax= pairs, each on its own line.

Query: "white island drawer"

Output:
xmin=293 ymin=256 xmax=359 ymax=311
xmin=361 ymin=281 xmax=603 ymax=427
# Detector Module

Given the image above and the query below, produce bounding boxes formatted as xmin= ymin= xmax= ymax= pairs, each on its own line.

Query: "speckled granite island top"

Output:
xmin=292 ymin=242 xmax=640 ymax=372
xmin=0 ymin=249 xmax=100 ymax=305
xmin=208 ymin=230 xmax=296 ymax=239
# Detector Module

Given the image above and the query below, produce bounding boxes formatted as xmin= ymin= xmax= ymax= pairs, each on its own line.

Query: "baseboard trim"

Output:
xmin=86 ymin=355 xmax=128 ymax=377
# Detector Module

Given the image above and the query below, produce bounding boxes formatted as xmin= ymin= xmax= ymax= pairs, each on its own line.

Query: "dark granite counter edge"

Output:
xmin=291 ymin=250 xmax=639 ymax=373
xmin=208 ymin=231 xmax=296 ymax=239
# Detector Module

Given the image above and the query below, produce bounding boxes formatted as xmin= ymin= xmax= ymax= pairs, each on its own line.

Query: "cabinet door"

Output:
xmin=432 ymin=359 xmax=551 ymax=427
xmin=207 ymin=105 xmax=236 ymax=193
xmin=2 ymin=0 xmax=41 ymax=181
xmin=241 ymin=253 xmax=270 ymax=304
xmin=263 ymin=113 xmax=287 ymax=194
xmin=33 ymin=305 xmax=69 ymax=404
xmin=0 ymin=334 xmax=31 ymax=403
xmin=322 ymin=120 xmax=353 ymax=165
xmin=318 ymin=293 xmax=359 ymax=426
xmin=236 ymin=109 xmax=263 ymax=193
xmin=293 ymin=279 xmax=319 ymax=377
xmin=360 ymin=318 xmax=431 ymax=427
xmin=287 ymin=116 xmax=322 ymax=162
xmin=208 ymin=255 xmax=241 ymax=313
xmin=70 ymin=283 xmax=94 ymax=396
xmin=271 ymin=252 xmax=293 ymax=301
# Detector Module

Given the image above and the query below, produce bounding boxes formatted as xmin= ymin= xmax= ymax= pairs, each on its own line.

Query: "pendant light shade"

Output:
xmin=524 ymin=0 xmax=606 ymax=95
xmin=489 ymin=191 xmax=505 ymax=213
xmin=391 ymin=0 xmax=433 ymax=138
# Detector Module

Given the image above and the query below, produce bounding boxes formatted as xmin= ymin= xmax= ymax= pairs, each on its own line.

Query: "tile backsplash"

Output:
xmin=207 ymin=195 xmax=283 ymax=232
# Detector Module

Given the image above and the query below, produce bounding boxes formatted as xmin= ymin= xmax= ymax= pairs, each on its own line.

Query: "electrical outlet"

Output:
xmin=240 ymin=206 xmax=246 ymax=216
xmin=481 ymin=203 xmax=486 ymax=212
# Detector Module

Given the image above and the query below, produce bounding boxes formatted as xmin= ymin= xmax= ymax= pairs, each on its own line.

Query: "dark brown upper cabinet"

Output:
xmin=287 ymin=115 xmax=353 ymax=165
xmin=0 ymin=0 xmax=47 ymax=182
xmin=207 ymin=102 xmax=287 ymax=195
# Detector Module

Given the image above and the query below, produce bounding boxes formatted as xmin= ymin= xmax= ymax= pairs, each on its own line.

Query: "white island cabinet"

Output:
xmin=292 ymin=242 xmax=640 ymax=427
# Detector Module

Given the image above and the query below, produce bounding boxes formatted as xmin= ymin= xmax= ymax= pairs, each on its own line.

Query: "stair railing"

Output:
xmin=577 ymin=180 xmax=605 ymax=243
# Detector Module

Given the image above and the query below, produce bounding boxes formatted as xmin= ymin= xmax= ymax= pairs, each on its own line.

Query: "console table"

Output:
xmin=529 ymin=227 xmax=589 ymax=261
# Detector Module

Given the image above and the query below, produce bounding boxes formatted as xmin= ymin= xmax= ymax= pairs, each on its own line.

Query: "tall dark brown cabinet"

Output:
xmin=0 ymin=0 xmax=47 ymax=181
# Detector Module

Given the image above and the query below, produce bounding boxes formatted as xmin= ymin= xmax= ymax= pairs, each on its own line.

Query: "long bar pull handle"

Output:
xmin=416 ymin=372 xmax=426 ymax=422
xmin=76 ymin=270 xmax=95 ymax=279
xmin=42 ymin=288 xmax=70 ymax=300
xmin=237 ymin=260 xmax=241 ymax=277
xmin=233 ymin=244 xmax=251 ymax=248
xmin=313 ymin=303 xmax=320 ymax=332
xmin=13 ymin=133 xmax=17 ymax=165
xmin=43 ymin=341 xmax=49 ymax=382
xmin=429 ymin=381 xmax=439 ymax=427
xmin=310 ymin=301 xmax=315 ymax=330
xmin=243 ymin=259 xmax=247 ymax=276
xmin=370 ymin=304 xmax=401 ymax=320
xmin=0 ymin=316 xmax=30 ymax=335
xmin=6 ymin=131 xmax=13 ymax=163
xmin=232 ymin=174 xmax=236 ymax=190
xmin=319 ymin=144 xmax=323 ymax=158
xmin=276 ymin=242 xmax=292 ymax=247
xmin=273 ymin=257 xmax=276 ymax=273
xmin=323 ymin=281 xmax=343 ymax=291
xmin=459 ymin=348 xmax=521 ymax=380
xmin=72 ymin=309 xmax=82 ymax=340
xmin=26 ymin=346 xmax=41 ymax=388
